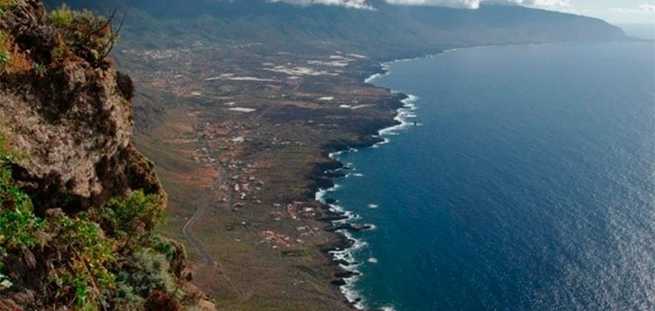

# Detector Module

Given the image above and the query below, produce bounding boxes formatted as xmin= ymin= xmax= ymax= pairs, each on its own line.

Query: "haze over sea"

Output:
xmin=329 ymin=42 xmax=655 ymax=311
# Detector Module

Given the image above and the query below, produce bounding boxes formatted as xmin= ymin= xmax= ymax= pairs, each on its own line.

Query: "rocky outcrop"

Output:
xmin=0 ymin=0 xmax=161 ymax=214
xmin=0 ymin=1 xmax=214 ymax=309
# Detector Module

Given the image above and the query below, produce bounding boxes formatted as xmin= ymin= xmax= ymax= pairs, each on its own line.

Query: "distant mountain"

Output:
xmin=45 ymin=0 xmax=627 ymax=59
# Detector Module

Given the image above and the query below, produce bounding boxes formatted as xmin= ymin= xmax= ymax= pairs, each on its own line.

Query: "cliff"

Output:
xmin=0 ymin=1 xmax=213 ymax=309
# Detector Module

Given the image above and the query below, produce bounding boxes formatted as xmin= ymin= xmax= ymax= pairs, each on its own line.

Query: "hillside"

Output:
xmin=0 ymin=1 xmax=213 ymax=310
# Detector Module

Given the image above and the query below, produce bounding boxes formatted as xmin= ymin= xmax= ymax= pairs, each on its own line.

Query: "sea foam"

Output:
xmin=316 ymin=55 xmax=426 ymax=311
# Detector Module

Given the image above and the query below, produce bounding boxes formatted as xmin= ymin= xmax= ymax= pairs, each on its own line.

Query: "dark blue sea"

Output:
xmin=326 ymin=42 xmax=655 ymax=311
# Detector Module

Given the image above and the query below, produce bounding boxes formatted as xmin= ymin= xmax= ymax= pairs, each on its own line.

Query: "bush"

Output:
xmin=49 ymin=5 xmax=74 ymax=28
xmin=0 ymin=137 xmax=42 ymax=252
xmin=48 ymin=6 xmax=118 ymax=65
xmin=101 ymin=190 xmax=163 ymax=236
xmin=47 ymin=215 xmax=116 ymax=309
xmin=0 ymin=201 xmax=42 ymax=250
xmin=124 ymin=248 xmax=177 ymax=295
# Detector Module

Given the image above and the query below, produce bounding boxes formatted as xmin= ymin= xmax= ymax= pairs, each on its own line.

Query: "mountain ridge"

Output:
xmin=45 ymin=0 xmax=627 ymax=60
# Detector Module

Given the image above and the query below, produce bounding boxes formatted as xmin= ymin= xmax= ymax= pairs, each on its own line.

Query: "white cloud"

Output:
xmin=384 ymin=0 xmax=480 ymax=9
xmin=269 ymin=0 xmax=372 ymax=9
xmin=639 ymin=3 xmax=655 ymax=12
xmin=387 ymin=0 xmax=571 ymax=9
xmin=508 ymin=0 xmax=571 ymax=8
xmin=610 ymin=3 xmax=655 ymax=14
xmin=271 ymin=0 xmax=572 ymax=10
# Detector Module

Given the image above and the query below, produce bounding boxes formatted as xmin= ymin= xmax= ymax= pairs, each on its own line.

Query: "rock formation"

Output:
xmin=0 ymin=1 xmax=213 ymax=309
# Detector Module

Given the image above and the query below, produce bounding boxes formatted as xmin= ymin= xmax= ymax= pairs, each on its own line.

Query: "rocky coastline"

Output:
xmin=306 ymin=61 xmax=413 ymax=309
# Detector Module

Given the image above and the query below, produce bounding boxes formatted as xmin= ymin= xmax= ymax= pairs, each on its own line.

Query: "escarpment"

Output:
xmin=0 ymin=1 xmax=213 ymax=309
xmin=0 ymin=0 xmax=158 ymax=212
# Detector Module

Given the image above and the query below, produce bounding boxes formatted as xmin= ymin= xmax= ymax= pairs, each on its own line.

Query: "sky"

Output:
xmin=277 ymin=0 xmax=655 ymax=24
xmin=573 ymin=0 xmax=655 ymax=24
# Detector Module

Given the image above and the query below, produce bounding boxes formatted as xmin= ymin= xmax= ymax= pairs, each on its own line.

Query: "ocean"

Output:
xmin=321 ymin=42 xmax=655 ymax=311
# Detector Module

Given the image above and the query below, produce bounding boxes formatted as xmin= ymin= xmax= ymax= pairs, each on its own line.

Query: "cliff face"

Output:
xmin=0 ymin=1 xmax=212 ymax=309
xmin=1 ymin=0 xmax=160 ymax=213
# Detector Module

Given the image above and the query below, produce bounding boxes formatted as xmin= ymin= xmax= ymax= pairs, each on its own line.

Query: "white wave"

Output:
xmin=315 ymin=183 xmax=341 ymax=203
xmin=315 ymin=188 xmax=328 ymax=201
xmin=329 ymin=151 xmax=344 ymax=159
xmin=314 ymin=50 xmax=459 ymax=311
xmin=329 ymin=230 xmax=367 ymax=309
xmin=365 ymin=73 xmax=384 ymax=83
xmin=341 ymin=281 xmax=366 ymax=310
xmin=372 ymin=137 xmax=391 ymax=148
xmin=377 ymin=93 xmax=420 ymax=136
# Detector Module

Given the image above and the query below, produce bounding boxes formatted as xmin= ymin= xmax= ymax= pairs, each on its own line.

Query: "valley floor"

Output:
xmin=118 ymin=41 xmax=402 ymax=310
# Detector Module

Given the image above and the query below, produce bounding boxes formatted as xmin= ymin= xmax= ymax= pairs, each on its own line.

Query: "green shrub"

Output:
xmin=102 ymin=190 xmax=163 ymax=236
xmin=121 ymin=248 xmax=177 ymax=295
xmin=48 ymin=215 xmax=116 ymax=309
xmin=151 ymin=235 xmax=179 ymax=262
xmin=0 ymin=136 xmax=42 ymax=294
xmin=49 ymin=5 xmax=74 ymax=28
xmin=0 ymin=202 xmax=42 ymax=250
xmin=0 ymin=137 xmax=42 ymax=252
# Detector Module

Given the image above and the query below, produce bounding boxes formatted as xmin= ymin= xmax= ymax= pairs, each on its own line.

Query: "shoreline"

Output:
xmin=311 ymin=42 xmax=572 ymax=309
xmin=312 ymin=55 xmax=427 ymax=310
xmin=311 ymin=40 xmax=645 ymax=309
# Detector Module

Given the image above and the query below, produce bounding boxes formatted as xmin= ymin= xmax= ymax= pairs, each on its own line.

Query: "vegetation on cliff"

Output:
xmin=0 ymin=1 xmax=210 ymax=310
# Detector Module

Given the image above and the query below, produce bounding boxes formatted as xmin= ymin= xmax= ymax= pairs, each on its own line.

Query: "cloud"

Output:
xmin=271 ymin=0 xmax=571 ymax=10
xmin=639 ymin=3 xmax=655 ymax=12
xmin=610 ymin=3 xmax=655 ymax=14
xmin=384 ymin=0 xmax=480 ymax=9
xmin=508 ymin=0 xmax=571 ymax=8
xmin=269 ymin=0 xmax=372 ymax=9
xmin=386 ymin=0 xmax=571 ymax=9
